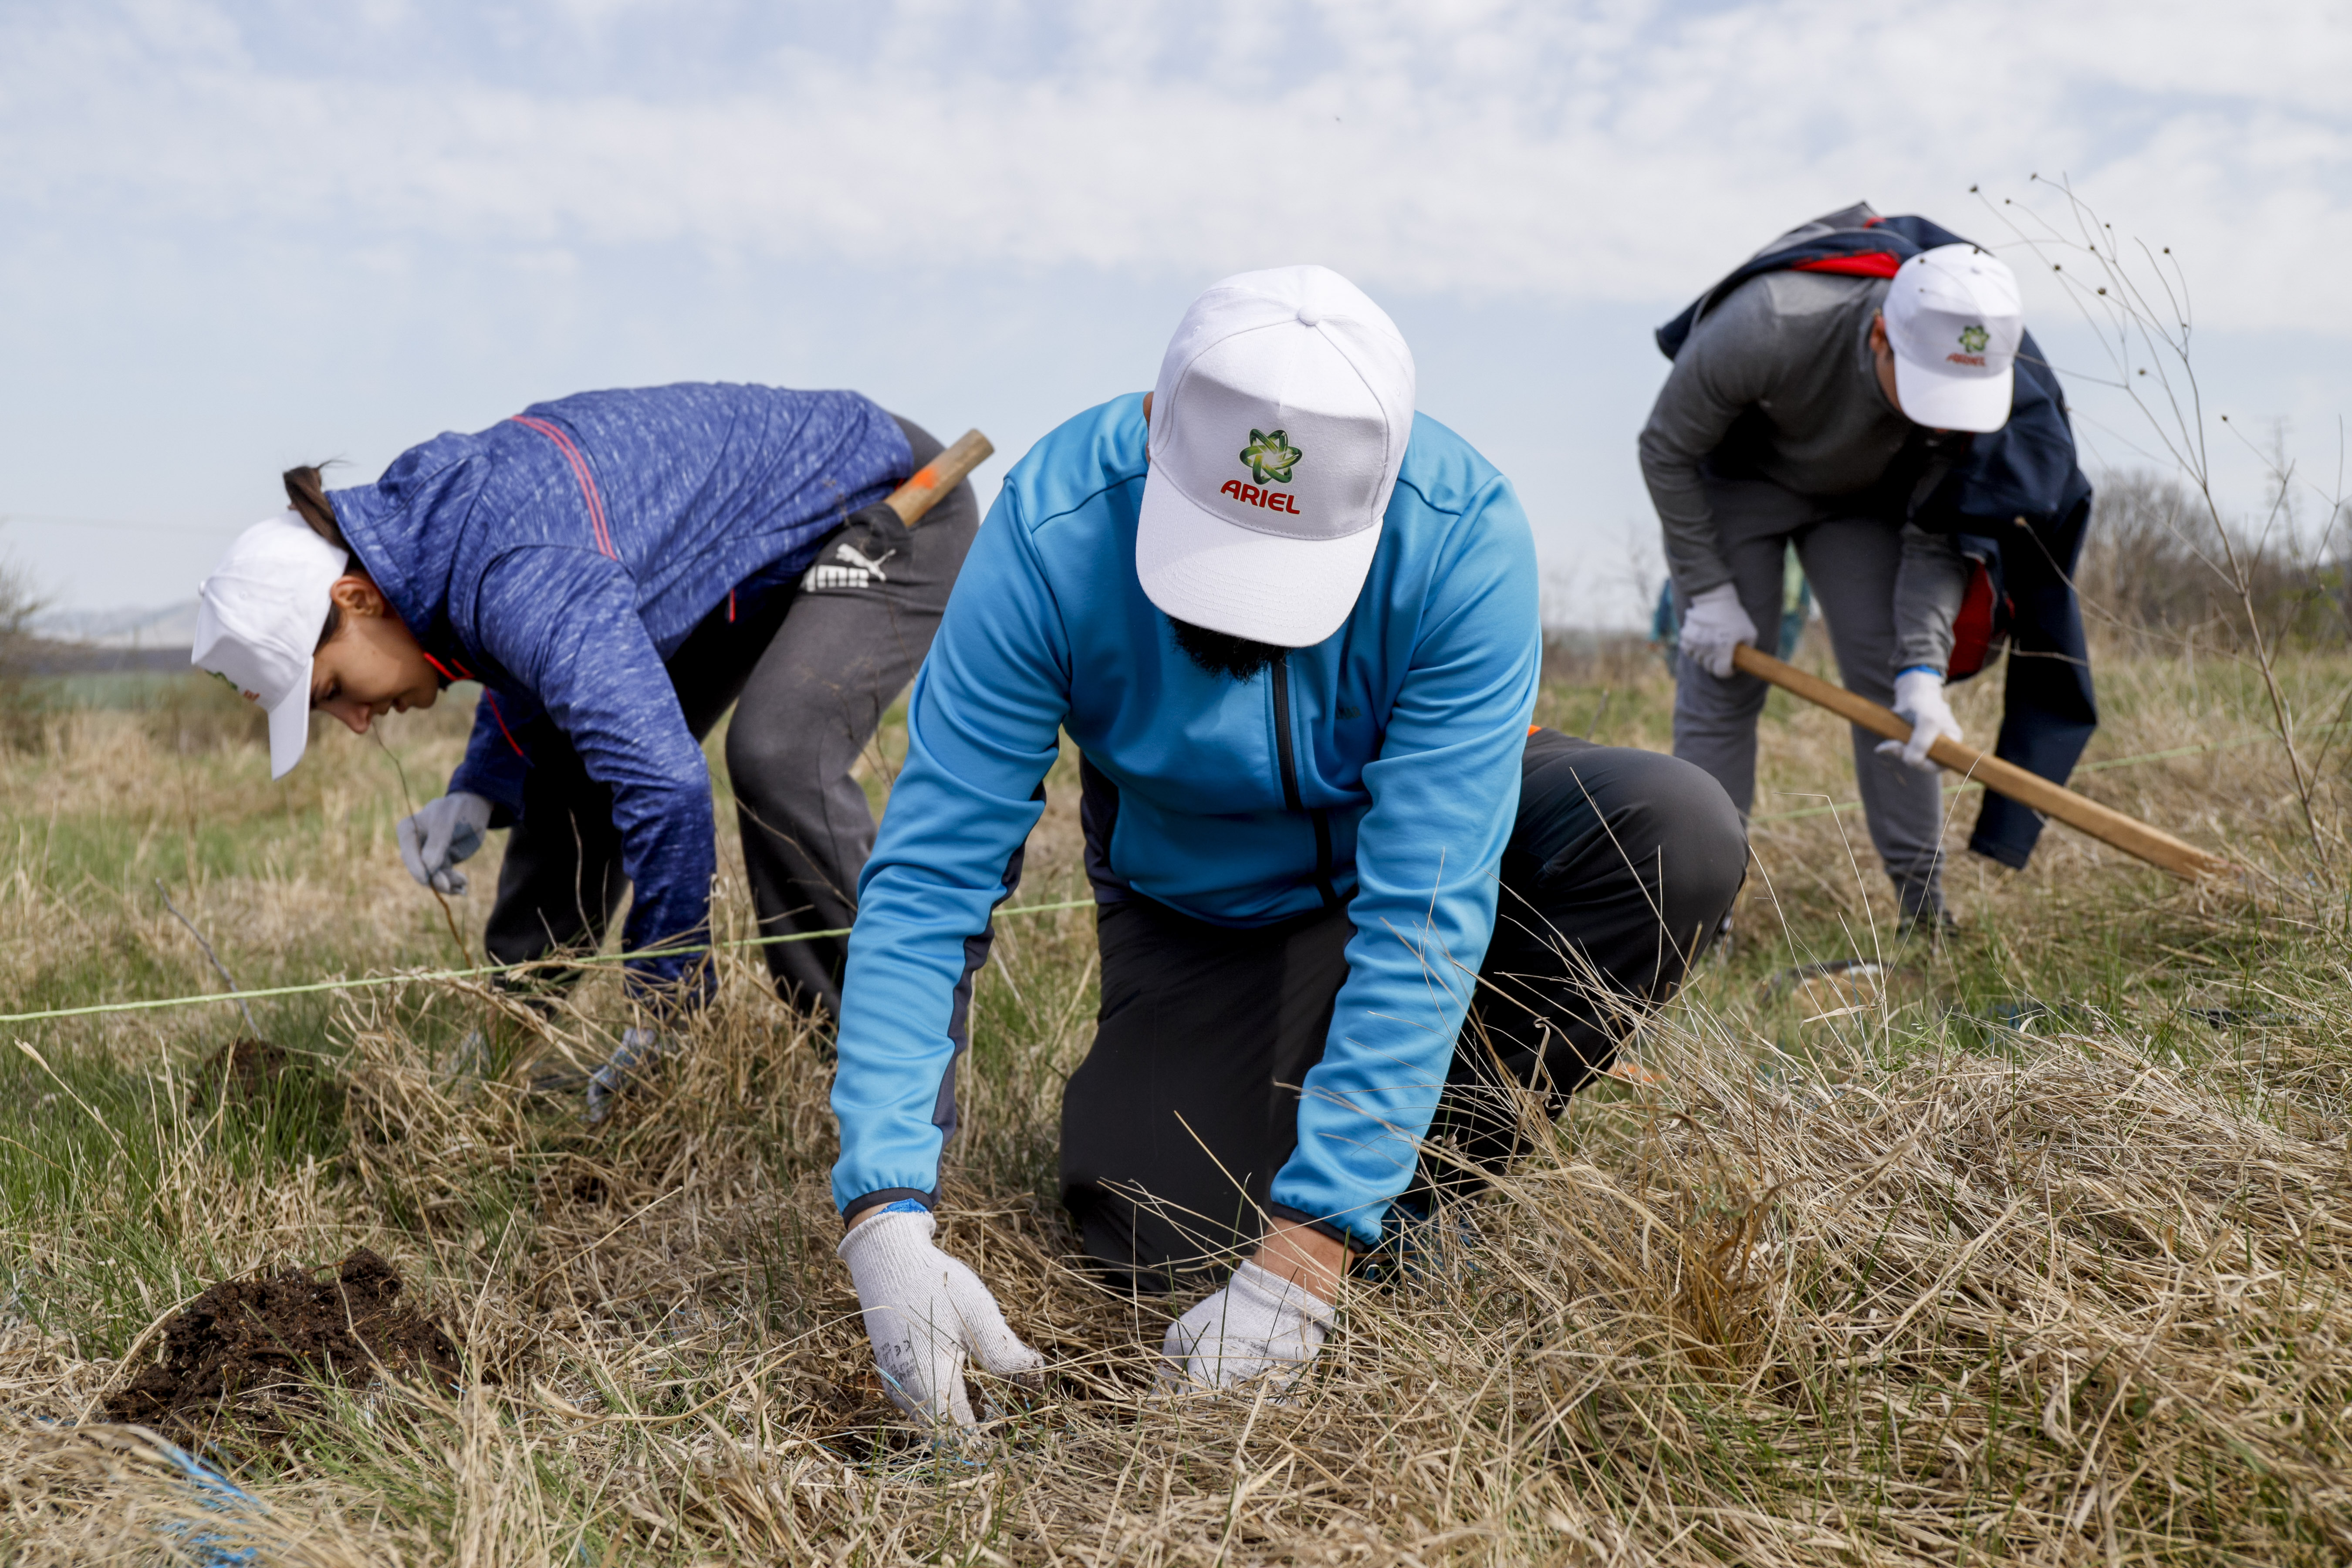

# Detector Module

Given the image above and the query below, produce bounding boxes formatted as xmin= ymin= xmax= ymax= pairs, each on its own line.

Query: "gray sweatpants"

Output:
xmin=1671 ymin=477 xmax=1946 ymax=918
xmin=483 ymin=415 xmax=980 ymax=1023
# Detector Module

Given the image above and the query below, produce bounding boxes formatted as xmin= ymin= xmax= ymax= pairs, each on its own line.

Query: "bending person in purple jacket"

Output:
xmin=826 ymin=268 xmax=1747 ymax=1431
xmin=189 ymin=384 xmax=978 ymax=1112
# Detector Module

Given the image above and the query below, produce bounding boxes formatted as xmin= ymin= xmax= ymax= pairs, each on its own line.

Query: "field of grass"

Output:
xmin=0 ymin=635 xmax=2346 ymax=1565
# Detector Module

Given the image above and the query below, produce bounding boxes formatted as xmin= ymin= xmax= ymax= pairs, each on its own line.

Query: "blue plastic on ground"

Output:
xmin=147 ymin=1436 xmax=264 ymax=1567
xmin=18 ymin=1415 xmax=267 ymax=1564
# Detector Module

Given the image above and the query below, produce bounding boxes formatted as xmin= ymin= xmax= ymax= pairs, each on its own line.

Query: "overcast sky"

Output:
xmin=3 ymin=0 xmax=2346 ymax=621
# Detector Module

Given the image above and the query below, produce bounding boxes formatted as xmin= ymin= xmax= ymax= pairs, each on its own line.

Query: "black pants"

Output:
xmin=482 ymin=416 xmax=980 ymax=1024
xmin=1057 ymin=731 xmax=1747 ymax=1291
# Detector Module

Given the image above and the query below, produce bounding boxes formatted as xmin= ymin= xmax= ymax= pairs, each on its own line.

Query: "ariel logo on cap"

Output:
xmin=206 ymin=669 xmax=260 ymax=704
xmin=1238 ymin=429 xmax=1302 ymax=486
xmin=1957 ymin=324 xmax=1990 ymax=352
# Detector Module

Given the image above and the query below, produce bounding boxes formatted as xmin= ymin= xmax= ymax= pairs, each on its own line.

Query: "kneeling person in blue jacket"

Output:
xmin=190 ymin=385 xmax=978 ymax=1106
xmin=828 ymin=267 xmax=1747 ymax=1429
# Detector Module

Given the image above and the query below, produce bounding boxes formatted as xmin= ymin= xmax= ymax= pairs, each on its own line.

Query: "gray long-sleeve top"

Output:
xmin=1639 ymin=270 xmax=1970 ymax=670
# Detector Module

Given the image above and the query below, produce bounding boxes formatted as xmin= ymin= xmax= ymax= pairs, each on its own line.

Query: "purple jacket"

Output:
xmin=328 ymin=383 xmax=911 ymax=991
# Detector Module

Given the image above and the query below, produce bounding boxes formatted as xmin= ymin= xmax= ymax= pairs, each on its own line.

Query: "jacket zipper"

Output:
xmin=1269 ymin=659 xmax=1341 ymax=911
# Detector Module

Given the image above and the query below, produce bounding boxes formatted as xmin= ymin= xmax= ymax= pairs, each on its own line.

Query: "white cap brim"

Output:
xmin=1136 ymin=468 xmax=1380 ymax=646
xmin=1891 ymin=353 xmax=2014 ymax=434
xmin=264 ymin=678 xmax=311 ymax=779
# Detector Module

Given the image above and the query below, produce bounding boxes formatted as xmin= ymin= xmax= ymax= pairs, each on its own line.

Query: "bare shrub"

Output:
xmin=1986 ymin=179 xmax=2349 ymax=875
xmin=141 ymin=672 xmax=273 ymax=755
xmin=2078 ymin=469 xmax=2352 ymax=653
xmin=1541 ymin=628 xmax=1657 ymax=687
xmin=0 ymin=555 xmax=47 ymax=747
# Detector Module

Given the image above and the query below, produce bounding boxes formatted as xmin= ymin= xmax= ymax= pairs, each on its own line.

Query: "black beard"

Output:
xmin=1169 ymin=617 xmax=1287 ymax=681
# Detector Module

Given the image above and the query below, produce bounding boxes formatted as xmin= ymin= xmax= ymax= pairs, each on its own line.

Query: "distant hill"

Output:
xmin=14 ymin=637 xmax=190 ymax=675
xmin=34 ymin=600 xmax=200 ymax=650
xmin=13 ymin=600 xmax=198 ymax=673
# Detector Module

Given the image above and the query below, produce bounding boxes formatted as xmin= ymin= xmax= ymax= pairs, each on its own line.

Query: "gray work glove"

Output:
xmin=1676 ymin=582 xmax=1759 ymax=679
xmin=837 ymin=1209 xmax=1044 ymax=1433
xmin=1160 ymin=1260 xmax=1335 ymax=1394
xmin=584 ymin=1026 xmax=673 ymax=1125
xmin=1876 ymin=668 xmax=1962 ymax=773
xmin=396 ymin=791 xmax=493 ymax=895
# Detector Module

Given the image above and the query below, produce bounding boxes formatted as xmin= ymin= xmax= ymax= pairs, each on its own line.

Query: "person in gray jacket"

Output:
xmin=1640 ymin=215 xmax=2026 ymax=932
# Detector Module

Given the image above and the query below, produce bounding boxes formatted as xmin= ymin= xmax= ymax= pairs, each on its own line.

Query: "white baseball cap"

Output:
xmin=1138 ymin=264 xmax=1416 ymax=646
xmin=1882 ymin=244 xmax=2024 ymax=434
xmin=192 ymin=511 xmax=349 ymax=778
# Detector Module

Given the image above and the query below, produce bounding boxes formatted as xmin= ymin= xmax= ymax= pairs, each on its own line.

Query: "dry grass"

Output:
xmin=1 ymin=640 xmax=2348 ymax=1565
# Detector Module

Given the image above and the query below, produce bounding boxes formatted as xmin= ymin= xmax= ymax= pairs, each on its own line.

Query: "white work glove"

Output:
xmin=396 ymin=791 xmax=493 ymax=896
xmin=584 ymin=1027 xmax=673 ymax=1125
xmin=1160 ymin=1260 xmax=1335 ymax=1395
xmin=837 ymin=1209 xmax=1044 ymax=1433
xmin=1876 ymin=668 xmax=1963 ymax=773
xmin=1677 ymin=582 xmax=1760 ymax=679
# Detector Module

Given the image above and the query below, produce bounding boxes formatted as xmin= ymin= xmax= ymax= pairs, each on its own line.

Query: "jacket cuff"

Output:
xmin=842 ymin=1187 xmax=937 ymax=1229
xmin=1893 ymin=635 xmax=1957 ymax=672
xmin=447 ymin=763 xmax=526 ymax=824
xmin=1667 ymin=563 xmax=1735 ymax=601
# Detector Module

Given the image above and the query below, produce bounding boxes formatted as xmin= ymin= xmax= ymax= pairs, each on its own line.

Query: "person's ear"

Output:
xmin=1142 ymin=391 xmax=1153 ymax=422
xmin=328 ymin=575 xmax=387 ymax=618
xmin=1869 ymin=313 xmax=1889 ymax=352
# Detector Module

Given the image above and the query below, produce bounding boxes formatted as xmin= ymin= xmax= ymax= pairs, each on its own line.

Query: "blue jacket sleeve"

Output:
xmin=829 ymin=500 xmax=1068 ymax=1213
xmin=447 ymin=687 xmax=542 ymax=822
xmin=470 ymin=547 xmax=719 ymax=1000
xmin=1270 ymin=477 xmax=1541 ymax=1246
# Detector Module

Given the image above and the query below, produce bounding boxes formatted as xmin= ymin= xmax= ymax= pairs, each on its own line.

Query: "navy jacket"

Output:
xmin=1657 ymin=207 xmax=2097 ymax=868
xmin=328 ymin=384 xmax=912 ymax=991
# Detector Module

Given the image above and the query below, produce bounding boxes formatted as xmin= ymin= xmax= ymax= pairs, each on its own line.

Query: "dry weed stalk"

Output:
xmin=1983 ymin=178 xmax=2352 ymax=883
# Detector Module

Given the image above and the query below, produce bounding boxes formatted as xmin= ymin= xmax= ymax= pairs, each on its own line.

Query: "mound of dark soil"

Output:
xmin=186 ymin=1037 xmax=293 ymax=1113
xmin=105 ymin=1248 xmax=463 ymax=1436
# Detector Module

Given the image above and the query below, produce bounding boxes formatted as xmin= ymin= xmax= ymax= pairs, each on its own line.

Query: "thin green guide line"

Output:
xmin=0 ymin=897 xmax=1097 ymax=1027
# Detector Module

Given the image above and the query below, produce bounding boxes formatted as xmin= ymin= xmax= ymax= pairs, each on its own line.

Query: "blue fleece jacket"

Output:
xmin=828 ymin=394 xmax=1539 ymax=1246
xmin=327 ymin=383 xmax=911 ymax=992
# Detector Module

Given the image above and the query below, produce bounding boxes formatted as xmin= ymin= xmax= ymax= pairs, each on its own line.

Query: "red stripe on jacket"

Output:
xmin=479 ymin=692 xmax=526 ymax=759
xmin=509 ymin=415 xmax=618 ymax=559
xmin=420 ymin=653 xmax=523 ymax=759
xmin=1791 ymin=253 xmax=1903 ymax=280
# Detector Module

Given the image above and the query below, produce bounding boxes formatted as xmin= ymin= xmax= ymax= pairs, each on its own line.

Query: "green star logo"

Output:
xmin=1238 ymin=429 xmax=1303 ymax=486
xmin=1958 ymin=324 xmax=1990 ymax=353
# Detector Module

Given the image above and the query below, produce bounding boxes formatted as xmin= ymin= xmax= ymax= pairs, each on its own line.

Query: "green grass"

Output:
xmin=0 ymin=647 xmax=2346 ymax=1564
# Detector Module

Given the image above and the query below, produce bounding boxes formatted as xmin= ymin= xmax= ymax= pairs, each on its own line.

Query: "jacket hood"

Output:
xmin=326 ymin=430 xmax=494 ymax=645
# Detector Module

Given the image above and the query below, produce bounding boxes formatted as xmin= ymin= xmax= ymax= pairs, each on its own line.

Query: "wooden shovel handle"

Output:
xmin=883 ymin=429 xmax=994 ymax=527
xmin=1730 ymin=644 xmax=2235 ymax=882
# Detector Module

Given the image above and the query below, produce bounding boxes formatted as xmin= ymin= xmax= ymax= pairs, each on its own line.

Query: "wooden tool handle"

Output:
xmin=1730 ymin=644 xmax=2235 ymax=882
xmin=883 ymin=429 xmax=994 ymax=527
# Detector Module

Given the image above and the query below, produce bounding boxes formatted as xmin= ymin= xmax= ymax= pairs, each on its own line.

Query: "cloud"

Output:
xmin=5 ymin=0 xmax=2347 ymax=328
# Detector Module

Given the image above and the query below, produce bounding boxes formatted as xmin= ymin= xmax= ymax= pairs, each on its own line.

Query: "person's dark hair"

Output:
xmin=283 ymin=464 xmax=349 ymax=551
xmin=285 ymin=463 xmax=355 ymax=651
xmin=1169 ymin=616 xmax=1288 ymax=681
